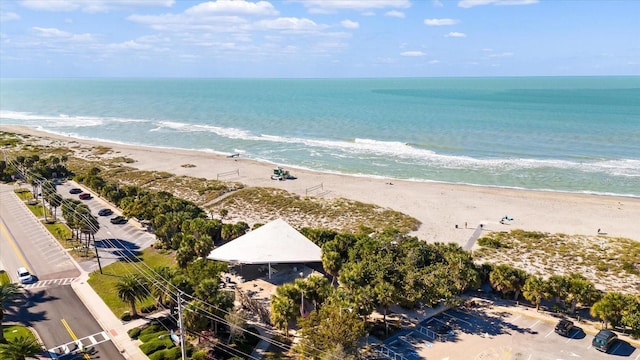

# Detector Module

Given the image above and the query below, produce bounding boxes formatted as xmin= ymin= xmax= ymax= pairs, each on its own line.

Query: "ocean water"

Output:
xmin=1 ymin=77 xmax=639 ymax=197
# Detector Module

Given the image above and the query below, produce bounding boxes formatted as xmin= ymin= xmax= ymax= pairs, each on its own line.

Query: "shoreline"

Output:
xmin=3 ymin=124 xmax=640 ymax=245
xmin=11 ymin=125 xmax=640 ymax=200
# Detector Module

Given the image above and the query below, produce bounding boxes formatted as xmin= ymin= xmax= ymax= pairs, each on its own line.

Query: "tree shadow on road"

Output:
xmin=95 ymin=238 xmax=142 ymax=262
xmin=429 ymin=307 xmax=539 ymax=343
xmin=4 ymin=289 xmax=56 ymax=326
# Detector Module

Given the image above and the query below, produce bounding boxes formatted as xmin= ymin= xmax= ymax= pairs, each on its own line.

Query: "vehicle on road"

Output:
xmin=79 ymin=193 xmax=92 ymax=200
xmin=16 ymin=267 xmax=35 ymax=284
xmin=69 ymin=188 xmax=82 ymax=194
xmin=98 ymin=208 xmax=113 ymax=216
xmin=554 ymin=319 xmax=574 ymax=336
xmin=110 ymin=216 xmax=127 ymax=224
xmin=592 ymin=329 xmax=617 ymax=352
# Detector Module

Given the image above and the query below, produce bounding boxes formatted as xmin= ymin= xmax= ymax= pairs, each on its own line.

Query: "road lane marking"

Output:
xmin=0 ymin=221 xmax=33 ymax=273
xmin=545 ymin=328 xmax=555 ymax=338
xmin=61 ymin=319 xmax=91 ymax=360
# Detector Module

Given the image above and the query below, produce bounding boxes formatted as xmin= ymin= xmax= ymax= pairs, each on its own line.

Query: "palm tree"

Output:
xmin=0 ymin=283 xmax=23 ymax=343
xmin=522 ymin=276 xmax=546 ymax=311
xmin=374 ymin=280 xmax=396 ymax=336
xmin=269 ymin=295 xmax=296 ymax=337
xmin=49 ymin=193 xmax=63 ymax=221
xmin=565 ymin=273 xmax=600 ymax=314
xmin=149 ymin=266 xmax=175 ymax=309
xmin=489 ymin=264 xmax=527 ymax=300
xmin=116 ymin=274 xmax=149 ymax=318
xmin=321 ymin=249 xmax=342 ymax=285
xmin=0 ymin=336 xmax=43 ymax=360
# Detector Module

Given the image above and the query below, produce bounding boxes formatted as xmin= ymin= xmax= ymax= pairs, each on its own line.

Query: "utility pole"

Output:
xmin=93 ymin=238 xmax=103 ymax=274
xmin=177 ymin=290 xmax=187 ymax=360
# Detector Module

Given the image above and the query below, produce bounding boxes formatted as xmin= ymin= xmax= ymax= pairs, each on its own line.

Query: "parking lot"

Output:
xmin=382 ymin=303 xmax=639 ymax=360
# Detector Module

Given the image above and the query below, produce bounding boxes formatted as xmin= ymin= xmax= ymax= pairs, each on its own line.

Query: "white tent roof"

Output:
xmin=207 ymin=218 xmax=322 ymax=264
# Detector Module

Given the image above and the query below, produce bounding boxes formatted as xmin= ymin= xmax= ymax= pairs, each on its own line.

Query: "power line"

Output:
xmin=3 ymin=152 xmax=346 ymax=360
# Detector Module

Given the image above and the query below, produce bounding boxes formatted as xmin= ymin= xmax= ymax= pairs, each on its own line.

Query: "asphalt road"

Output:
xmin=0 ymin=183 xmax=124 ymax=359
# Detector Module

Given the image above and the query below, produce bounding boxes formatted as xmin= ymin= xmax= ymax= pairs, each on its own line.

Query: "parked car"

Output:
xmin=592 ymin=329 xmax=618 ymax=352
xmin=554 ymin=319 xmax=574 ymax=336
xmin=79 ymin=193 xmax=92 ymax=200
xmin=16 ymin=267 xmax=35 ymax=284
xmin=98 ymin=208 xmax=113 ymax=216
xmin=110 ymin=216 xmax=128 ymax=224
xmin=69 ymin=188 xmax=82 ymax=194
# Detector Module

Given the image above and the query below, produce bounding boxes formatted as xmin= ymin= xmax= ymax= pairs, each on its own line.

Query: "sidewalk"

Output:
xmin=71 ymin=268 xmax=149 ymax=359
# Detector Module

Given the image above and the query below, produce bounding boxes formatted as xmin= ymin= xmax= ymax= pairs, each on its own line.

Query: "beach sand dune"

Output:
xmin=2 ymin=125 xmax=639 ymax=246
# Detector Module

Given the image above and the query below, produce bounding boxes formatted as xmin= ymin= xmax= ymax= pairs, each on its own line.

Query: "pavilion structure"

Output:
xmin=207 ymin=218 xmax=322 ymax=279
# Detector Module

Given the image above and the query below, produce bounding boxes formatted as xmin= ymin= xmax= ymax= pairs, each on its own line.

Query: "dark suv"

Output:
xmin=592 ymin=329 xmax=617 ymax=352
xmin=554 ymin=319 xmax=574 ymax=336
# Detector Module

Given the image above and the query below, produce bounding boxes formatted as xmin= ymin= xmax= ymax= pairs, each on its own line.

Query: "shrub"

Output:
xmin=191 ymin=350 xmax=207 ymax=360
xmin=140 ymin=340 xmax=168 ymax=355
xmin=120 ymin=311 xmax=131 ymax=321
xmin=128 ymin=327 xmax=142 ymax=339
xmin=477 ymin=237 xmax=510 ymax=249
xmin=139 ymin=330 xmax=170 ymax=343
xmin=149 ymin=347 xmax=181 ymax=360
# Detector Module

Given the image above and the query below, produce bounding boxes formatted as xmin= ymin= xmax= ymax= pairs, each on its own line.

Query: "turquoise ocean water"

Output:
xmin=1 ymin=77 xmax=639 ymax=197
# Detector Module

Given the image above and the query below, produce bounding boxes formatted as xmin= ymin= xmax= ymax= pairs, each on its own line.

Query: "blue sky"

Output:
xmin=1 ymin=0 xmax=638 ymax=78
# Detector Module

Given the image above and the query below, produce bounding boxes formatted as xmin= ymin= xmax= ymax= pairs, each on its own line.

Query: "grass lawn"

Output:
xmin=0 ymin=270 xmax=10 ymax=285
xmin=44 ymin=222 xmax=73 ymax=244
xmin=14 ymin=188 xmax=33 ymax=200
xmin=25 ymin=202 xmax=49 ymax=218
xmin=87 ymin=248 xmax=175 ymax=318
xmin=3 ymin=325 xmax=37 ymax=343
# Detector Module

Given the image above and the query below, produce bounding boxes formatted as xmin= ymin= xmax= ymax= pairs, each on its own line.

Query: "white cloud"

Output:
xmin=295 ymin=0 xmax=411 ymax=13
xmin=445 ymin=32 xmax=467 ymax=37
xmin=31 ymin=26 xmax=94 ymax=42
xmin=401 ymin=51 xmax=426 ymax=57
xmin=185 ymin=1 xmax=278 ymax=16
xmin=107 ymin=40 xmax=151 ymax=50
xmin=432 ymin=0 xmax=444 ymax=7
xmin=32 ymin=27 xmax=72 ymax=37
xmin=424 ymin=18 xmax=459 ymax=26
xmin=458 ymin=0 xmax=538 ymax=8
xmin=385 ymin=10 xmax=405 ymax=18
xmin=20 ymin=0 xmax=174 ymax=12
xmin=428 ymin=59 xmax=440 ymax=64
xmin=255 ymin=17 xmax=327 ymax=32
xmin=1 ymin=12 xmax=21 ymax=21
xmin=361 ymin=11 xmax=376 ymax=16
xmin=128 ymin=12 xmax=249 ymax=32
xmin=341 ymin=19 xmax=359 ymax=29
xmin=488 ymin=52 xmax=514 ymax=57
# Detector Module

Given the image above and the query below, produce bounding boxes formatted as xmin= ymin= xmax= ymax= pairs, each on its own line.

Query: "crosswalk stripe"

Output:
xmin=23 ymin=277 xmax=76 ymax=289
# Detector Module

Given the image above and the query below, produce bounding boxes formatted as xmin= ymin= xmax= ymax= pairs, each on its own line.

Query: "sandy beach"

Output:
xmin=3 ymin=125 xmax=639 ymax=246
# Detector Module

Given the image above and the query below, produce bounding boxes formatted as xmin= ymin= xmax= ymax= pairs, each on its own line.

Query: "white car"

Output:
xmin=16 ymin=267 xmax=35 ymax=284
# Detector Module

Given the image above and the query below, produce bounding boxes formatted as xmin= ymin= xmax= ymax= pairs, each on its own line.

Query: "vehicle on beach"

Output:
xmin=592 ymin=329 xmax=617 ymax=352
xmin=98 ymin=208 xmax=113 ymax=216
xmin=16 ymin=267 xmax=35 ymax=284
xmin=271 ymin=166 xmax=296 ymax=181
xmin=110 ymin=216 xmax=127 ymax=224
xmin=554 ymin=319 xmax=574 ymax=336
xmin=69 ymin=188 xmax=82 ymax=194
xmin=79 ymin=193 xmax=92 ymax=200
